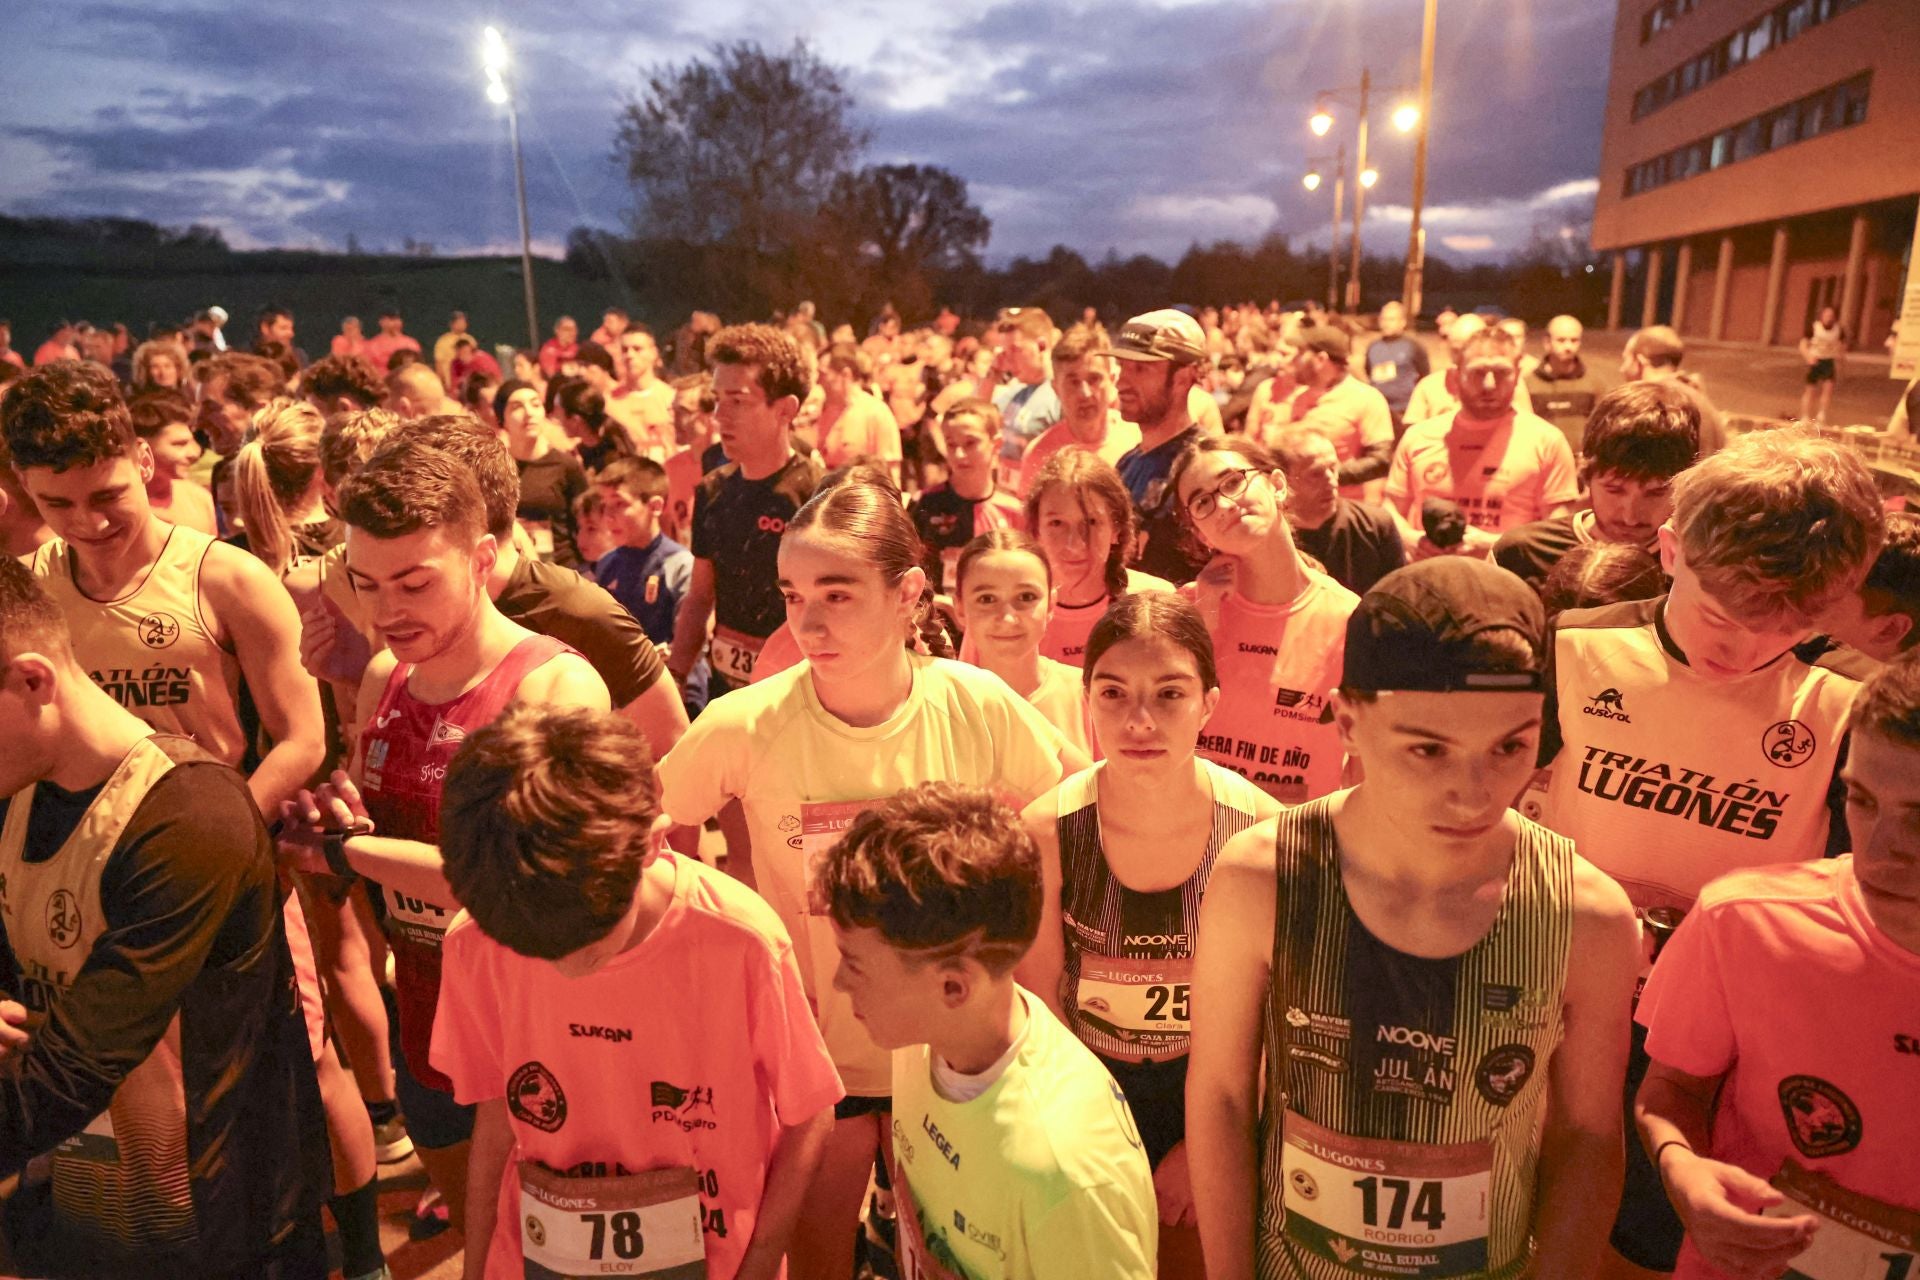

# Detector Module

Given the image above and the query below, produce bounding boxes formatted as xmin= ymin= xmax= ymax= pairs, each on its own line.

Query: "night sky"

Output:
xmin=0 ymin=0 xmax=1612 ymax=265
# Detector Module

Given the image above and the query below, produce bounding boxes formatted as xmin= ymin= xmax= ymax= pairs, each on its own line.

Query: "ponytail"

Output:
xmin=232 ymin=397 xmax=327 ymax=577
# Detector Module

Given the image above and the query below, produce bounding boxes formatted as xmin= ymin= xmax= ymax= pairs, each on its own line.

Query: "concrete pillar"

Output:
xmin=1608 ymin=250 xmax=1627 ymax=330
xmin=1856 ymin=255 xmax=1880 ymax=348
xmin=1708 ymin=234 xmax=1735 ymax=341
xmin=1760 ymin=222 xmax=1790 ymax=346
xmin=1671 ymin=240 xmax=1694 ymax=334
xmin=1642 ymin=244 xmax=1664 ymax=329
xmin=1837 ymin=210 xmax=1870 ymax=340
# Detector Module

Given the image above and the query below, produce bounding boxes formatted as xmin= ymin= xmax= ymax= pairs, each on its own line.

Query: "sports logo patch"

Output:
xmin=1762 ymin=720 xmax=1816 ymax=769
xmin=138 ymin=612 xmax=179 ymax=649
xmin=509 ymin=1061 xmax=568 ymax=1133
xmin=1777 ymin=1074 xmax=1861 ymax=1158
xmin=46 ymin=889 xmax=82 ymax=949
xmin=1474 ymin=1044 xmax=1535 ymax=1107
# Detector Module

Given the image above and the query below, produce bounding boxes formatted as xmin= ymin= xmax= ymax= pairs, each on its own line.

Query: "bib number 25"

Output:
xmin=1144 ymin=983 xmax=1189 ymax=1023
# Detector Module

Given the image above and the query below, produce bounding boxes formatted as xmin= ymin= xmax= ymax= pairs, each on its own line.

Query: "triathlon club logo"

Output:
xmin=1777 ymin=1074 xmax=1861 ymax=1158
xmin=508 ymin=1061 xmax=568 ymax=1133
xmin=138 ymin=612 xmax=179 ymax=649
xmin=46 ymin=889 xmax=82 ymax=949
xmin=1762 ymin=720 xmax=1817 ymax=769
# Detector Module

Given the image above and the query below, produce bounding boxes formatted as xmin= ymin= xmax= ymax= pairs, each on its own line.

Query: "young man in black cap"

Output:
xmin=1270 ymin=323 xmax=1394 ymax=501
xmin=1187 ymin=557 xmax=1640 ymax=1280
xmin=1111 ymin=308 xmax=1215 ymax=583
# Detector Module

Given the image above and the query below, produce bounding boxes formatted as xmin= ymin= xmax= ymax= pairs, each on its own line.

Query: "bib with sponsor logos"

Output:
xmin=1280 ymin=1111 xmax=1492 ymax=1278
xmin=518 ymin=1161 xmax=707 ymax=1279
xmin=1766 ymin=1160 xmax=1919 ymax=1280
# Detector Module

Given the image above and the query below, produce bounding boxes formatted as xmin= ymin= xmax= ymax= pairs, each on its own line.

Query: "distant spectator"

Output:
xmin=383 ymin=361 xmax=461 ymax=418
xmin=590 ymin=305 xmax=630 ymax=349
xmin=0 ymin=320 xmax=23 ymax=371
xmin=1620 ymin=324 xmax=1727 ymax=455
xmin=1272 ymin=423 xmax=1406 ymax=595
xmin=358 ymin=307 xmax=419 ymax=373
xmin=448 ymin=334 xmax=501 ymax=387
xmin=32 ymin=321 xmax=79 ymax=366
xmin=1362 ymin=300 xmax=1430 ymax=427
xmin=1798 ymin=303 xmax=1848 ymax=424
xmin=128 ymin=390 xmax=217 ymax=536
xmin=433 ymin=309 xmax=470 ymax=383
xmin=330 ymin=315 xmax=365 ymax=360
xmin=253 ymin=303 xmax=306 ymax=368
xmin=252 ymin=340 xmax=301 ymax=385
xmin=1525 ymin=314 xmax=1613 ymax=454
xmin=132 ymin=338 xmax=190 ymax=392
xmin=538 ymin=314 xmax=580 ymax=378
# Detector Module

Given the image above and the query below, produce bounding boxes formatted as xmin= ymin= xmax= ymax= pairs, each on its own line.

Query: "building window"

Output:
xmin=1640 ymin=0 xmax=1700 ymax=44
xmin=1630 ymin=0 xmax=1869 ymax=120
xmin=1621 ymin=72 xmax=1872 ymax=198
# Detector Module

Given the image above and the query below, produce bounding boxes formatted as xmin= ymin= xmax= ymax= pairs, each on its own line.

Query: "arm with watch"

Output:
xmin=274 ymin=769 xmax=457 ymax=906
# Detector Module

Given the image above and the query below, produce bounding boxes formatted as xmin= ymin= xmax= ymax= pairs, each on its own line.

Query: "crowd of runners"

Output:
xmin=0 ymin=295 xmax=1915 ymax=1280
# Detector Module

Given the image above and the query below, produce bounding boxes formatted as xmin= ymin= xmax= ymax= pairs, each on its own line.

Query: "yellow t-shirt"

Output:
xmin=656 ymin=655 xmax=1067 ymax=1095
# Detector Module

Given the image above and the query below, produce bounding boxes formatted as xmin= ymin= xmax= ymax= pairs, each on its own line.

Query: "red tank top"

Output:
xmin=359 ymin=633 xmax=570 ymax=1092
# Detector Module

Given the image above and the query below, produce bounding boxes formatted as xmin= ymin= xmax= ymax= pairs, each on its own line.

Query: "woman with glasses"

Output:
xmin=1024 ymin=449 xmax=1173 ymax=667
xmin=1168 ymin=437 xmax=1358 ymax=803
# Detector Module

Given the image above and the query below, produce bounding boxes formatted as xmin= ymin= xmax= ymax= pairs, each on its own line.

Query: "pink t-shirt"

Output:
xmin=1279 ymin=375 xmax=1395 ymax=500
xmin=1181 ymin=572 xmax=1356 ymax=803
xmin=1039 ymin=569 xmax=1174 ymax=668
xmin=1386 ymin=410 xmax=1578 ymax=535
xmin=432 ymin=853 xmax=845 ymax=1280
xmin=819 ymin=392 xmax=903 ymax=470
xmin=1637 ymin=858 xmax=1920 ymax=1280
xmin=1017 ymin=417 xmax=1142 ymax=500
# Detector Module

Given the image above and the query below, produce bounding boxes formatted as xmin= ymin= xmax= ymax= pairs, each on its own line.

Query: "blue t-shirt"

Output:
xmin=593 ymin=535 xmax=707 ymax=710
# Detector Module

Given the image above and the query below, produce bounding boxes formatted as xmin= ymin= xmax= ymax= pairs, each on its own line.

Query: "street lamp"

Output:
xmin=1403 ymin=0 xmax=1438 ymax=318
xmin=1303 ymin=149 xmax=1347 ymax=311
xmin=482 ymin=25 xmax=540 ymax=352
xmin=1309 ymin=107 xmax=1334 ymax=137
xmin=1360 ymin=168 xmax=1379 ymax=189
xmin=1309 ymin=68 xmax=1416 ymax=313
xmin=1392 ymin=103 xmax=1420 ymax=134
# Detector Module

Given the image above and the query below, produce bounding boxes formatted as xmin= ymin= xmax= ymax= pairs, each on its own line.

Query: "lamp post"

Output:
xmin=483 ymin=26 xmax=540 ymax=352
xmin=1303 ymin=149 xmax=1347 ymax=312
xmin=1309 ymin=69 xmax=1417 ymax=316
xmin=1402 ymin=0 xmax=1438 ymax=318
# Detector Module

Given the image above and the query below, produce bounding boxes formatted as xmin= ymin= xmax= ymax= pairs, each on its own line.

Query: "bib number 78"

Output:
xmin=1353 ymin=1176 xmax=1447 ymax=1232
xmin=580 ymin=1210 xmax=645 ymax=1261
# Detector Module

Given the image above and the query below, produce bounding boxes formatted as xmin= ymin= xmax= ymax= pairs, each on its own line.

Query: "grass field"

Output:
xmin=0 ymin=252 xmax=652 ymax=357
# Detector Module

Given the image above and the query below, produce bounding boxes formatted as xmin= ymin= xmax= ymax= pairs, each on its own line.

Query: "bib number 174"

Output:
xmin=1353 ymin=1176 xmax=1446 ymax=1232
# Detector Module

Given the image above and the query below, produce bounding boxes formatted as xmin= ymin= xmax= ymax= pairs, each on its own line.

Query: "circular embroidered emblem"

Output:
xmin=508 ymin=1061 xmax=568 ymax=1133
xmin=46 ymin=889 xmax=82 ymax=949
xmin=139 ymin=612 xmax=180 ymax=649
xmin=1777 ymin=1074 xmax=1861 ymax=1158
xmin=1762 ymin=720 xmax=1816 ymax=768
xmin=1474 ymin=1043 xmax=1536 ymax=1107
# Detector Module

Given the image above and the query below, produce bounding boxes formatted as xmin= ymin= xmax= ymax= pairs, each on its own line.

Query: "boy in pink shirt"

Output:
xmin=1634 ymin=652 xmax=1920 ymax=1280
xmin=431 ymin=704 xmax=841 ymax=1280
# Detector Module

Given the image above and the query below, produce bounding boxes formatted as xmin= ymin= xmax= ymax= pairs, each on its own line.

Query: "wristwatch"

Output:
xmin=322 ymin=822 xmax=375 ymax=878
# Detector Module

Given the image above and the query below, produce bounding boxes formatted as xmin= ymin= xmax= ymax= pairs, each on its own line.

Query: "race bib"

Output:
xmin=55 ymin=1109 xmax=118 ymax=1166
xmin=1281 ymin=1111 xmax=1493 ymax=1278
xmin=519 ymin=1161 xmax=707 ymax=1279
xmin=1371 ymin=361 xmax=1398 ymax=384
xmin=385 ymin=884 xmax=457 ymax=950
xmin=708 ymin=627 xmax=764 ymax=683
xmin=893 ymin=1173 xmax=968 ymax=1280
xmin=1075 ymin=954 xmax=1192 ymax=1060
xmin=801 ymin=800 xmax=873 ymax=895
xmin=1767 ymin=1160 xmax=1919 ymax=1280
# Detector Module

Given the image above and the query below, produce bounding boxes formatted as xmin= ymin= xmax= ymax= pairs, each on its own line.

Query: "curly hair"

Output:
xmin=0 ymin=361 xmax=135 ymax=472
xmin=300 ymin=354 xmax=386 ymax=410
xmin=708 ymin=323 xmax=812 ymax=404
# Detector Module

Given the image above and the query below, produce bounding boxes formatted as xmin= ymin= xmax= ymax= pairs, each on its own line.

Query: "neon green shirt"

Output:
xmin=887 ymin=991 xmax=1157 ymax=1280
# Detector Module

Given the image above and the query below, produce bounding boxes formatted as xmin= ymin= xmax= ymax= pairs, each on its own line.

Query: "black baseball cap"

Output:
xmin=1342 ymin=559 xmax=1547 ymax=693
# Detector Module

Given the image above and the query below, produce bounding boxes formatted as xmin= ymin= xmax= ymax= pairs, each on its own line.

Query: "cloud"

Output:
xmin=1441 ymin=234 xmax=1496 ymax=253
xmin=0 ymin=0 xmax=1614 ymax=270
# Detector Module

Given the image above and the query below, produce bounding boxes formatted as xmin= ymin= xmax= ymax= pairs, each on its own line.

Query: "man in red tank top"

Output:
xmin=276 ymin=436 xmax=607 ymax=1236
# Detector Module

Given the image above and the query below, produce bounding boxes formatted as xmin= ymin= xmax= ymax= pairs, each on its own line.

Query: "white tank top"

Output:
xmin=31 ymin=526 xmax=247 ymax=767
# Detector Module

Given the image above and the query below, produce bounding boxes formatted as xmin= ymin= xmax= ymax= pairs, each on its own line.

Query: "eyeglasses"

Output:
xmin=1186 ymin=468 xmax=1258 ymax=520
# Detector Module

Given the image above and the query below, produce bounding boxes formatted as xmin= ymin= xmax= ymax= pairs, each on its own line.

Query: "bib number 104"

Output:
xmin=580 ymin=1211 xmax=646 ymax=1261
xmin=1353 ymin=1176 xmax=1446 ymax=1232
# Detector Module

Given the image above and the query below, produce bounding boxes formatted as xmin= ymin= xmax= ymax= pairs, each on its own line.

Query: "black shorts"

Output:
xmin=834 ymin=1093 xmax=891 ymax=1122
xmin=1100 ymin=1052 xmax=1189 ymax=1170
xmin=1609 ymin=1021 xmax=1684 ymax=1270
xmin=1806 ymin=358 xmax=1837 ymax=384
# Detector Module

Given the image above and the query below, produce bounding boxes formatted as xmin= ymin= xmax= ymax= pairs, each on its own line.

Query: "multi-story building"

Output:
xmin=1590 ymin=0 xmax=1919 ymax=349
